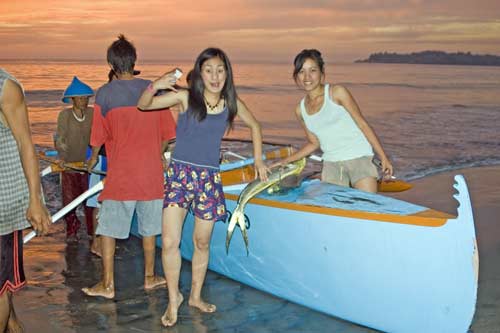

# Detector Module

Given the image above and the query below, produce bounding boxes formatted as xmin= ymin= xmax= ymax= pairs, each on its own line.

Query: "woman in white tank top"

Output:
xmin=271 ymin=49 xmax=393 ymax=193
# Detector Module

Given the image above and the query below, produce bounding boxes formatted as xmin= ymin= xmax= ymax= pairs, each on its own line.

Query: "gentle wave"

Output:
xmin=344 ymin=82 xmax=500 ymax=90
xmin=403 ymin=157 xmax=500 ymax=180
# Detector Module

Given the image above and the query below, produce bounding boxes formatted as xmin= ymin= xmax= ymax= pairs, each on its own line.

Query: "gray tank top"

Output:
xmin=172 ymin=107 xmax=229 ymax=169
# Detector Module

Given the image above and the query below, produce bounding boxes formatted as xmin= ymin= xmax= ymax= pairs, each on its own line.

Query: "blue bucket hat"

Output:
xmin=61 ymin=76 xmax=94 ymax=103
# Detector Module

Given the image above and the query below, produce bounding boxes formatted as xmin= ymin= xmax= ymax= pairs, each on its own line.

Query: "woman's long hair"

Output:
xmin=188 ymin=48 xmax=237 ymax=130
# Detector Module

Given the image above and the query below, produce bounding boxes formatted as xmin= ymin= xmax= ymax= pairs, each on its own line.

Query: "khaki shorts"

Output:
xmin=321 ymin=156 xmax=378 ymax=187
xmin=96 ymin=199 xmax=163 ymax=239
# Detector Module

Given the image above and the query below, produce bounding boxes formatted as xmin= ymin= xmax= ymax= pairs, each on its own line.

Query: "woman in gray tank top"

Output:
xmin=138 ymin=48 xmax=268 ymax=327
xmin=271 ymin=49 xmax=393 ymax=193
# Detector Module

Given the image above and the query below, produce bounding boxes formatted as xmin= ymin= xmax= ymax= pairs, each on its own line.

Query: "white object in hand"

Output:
xmin=309 ymin=154 xmax=323 ymax=162
xmin=23 ymin=180 xmax=105 ymax=244
xmin=174 ymin=69 xmax=183 ymax=79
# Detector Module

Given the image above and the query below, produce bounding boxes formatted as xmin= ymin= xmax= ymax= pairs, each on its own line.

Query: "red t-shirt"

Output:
xmin=90 ymin=78 xmax=175 ymax=201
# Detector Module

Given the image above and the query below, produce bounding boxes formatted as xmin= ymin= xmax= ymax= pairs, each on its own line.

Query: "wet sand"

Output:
xmin=15 ymin=225 xmax=377 ymax=333
xmin=14 ymin=166 xmax=500 ymax=332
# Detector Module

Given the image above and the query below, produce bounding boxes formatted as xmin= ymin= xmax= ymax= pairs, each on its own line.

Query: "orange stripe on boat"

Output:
xmin=224 ymin=193 xmax=453 ymax=227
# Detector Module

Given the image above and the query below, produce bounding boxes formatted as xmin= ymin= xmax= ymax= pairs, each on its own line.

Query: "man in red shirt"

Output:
xmin=82 ymin=35 xmax=175 ymax=299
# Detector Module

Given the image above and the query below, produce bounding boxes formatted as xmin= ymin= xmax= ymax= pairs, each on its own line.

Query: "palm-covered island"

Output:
xmin=356 ymin=50 xmax=500 ymax=66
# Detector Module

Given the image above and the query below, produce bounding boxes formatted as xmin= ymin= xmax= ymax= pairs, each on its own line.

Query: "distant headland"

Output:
xmin=355 ymin=51 xmax=500 ymax=66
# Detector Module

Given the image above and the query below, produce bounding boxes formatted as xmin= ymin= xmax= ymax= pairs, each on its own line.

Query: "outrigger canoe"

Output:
xmin=33 ymin=142 xmax=477 ymax=331
xmin=132 ymin=145 xmax=478 ymax=332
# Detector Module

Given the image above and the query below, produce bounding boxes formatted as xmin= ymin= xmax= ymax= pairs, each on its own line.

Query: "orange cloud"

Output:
xmin=0 ymin=0 xmax=499 ymax=62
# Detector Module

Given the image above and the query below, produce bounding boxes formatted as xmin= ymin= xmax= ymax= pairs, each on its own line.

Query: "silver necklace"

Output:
xmin=71 ymin=108 xmax=86 ymax=122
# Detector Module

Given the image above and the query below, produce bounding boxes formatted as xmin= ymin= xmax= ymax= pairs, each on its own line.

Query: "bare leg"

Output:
xmin=90 ymin=208 xmax=102 ymax=257
xmin=6 ymin=293 xmax=23 ymax=333
xmin=353 ymin=176 xmax=378 ymax=193
xmin=161 ymin=206 xmax=187 ymax=327
xmin=188 ymin=217 xmax=216 ymax=313
xmin=143 ymin=236 xmax=166 ymax=290
xmin=82 ymin=236 xmax=115 ymax=299
xmin=0 ymin=292 xmax=9 ymax=332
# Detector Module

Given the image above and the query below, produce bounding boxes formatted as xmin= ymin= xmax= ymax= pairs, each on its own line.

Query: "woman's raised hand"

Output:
xmin=152 ymin=68 xmax=181 ymax=92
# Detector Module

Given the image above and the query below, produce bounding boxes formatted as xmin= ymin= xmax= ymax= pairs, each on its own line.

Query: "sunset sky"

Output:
xmin=1 ymin=0 xmax=499 ymax=63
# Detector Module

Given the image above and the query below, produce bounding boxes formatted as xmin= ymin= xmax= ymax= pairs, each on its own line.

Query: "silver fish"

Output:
xmin=226 ymin=158 xmax=306 ymax=255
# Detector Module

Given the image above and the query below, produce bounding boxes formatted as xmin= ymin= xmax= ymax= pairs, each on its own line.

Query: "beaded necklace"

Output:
xmin=71 ymin=108 xmax=86 ymax=122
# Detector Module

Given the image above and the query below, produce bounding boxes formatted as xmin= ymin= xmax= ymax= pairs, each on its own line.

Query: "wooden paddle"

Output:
xmin=38 ymin=153 xmax=106 ymax=176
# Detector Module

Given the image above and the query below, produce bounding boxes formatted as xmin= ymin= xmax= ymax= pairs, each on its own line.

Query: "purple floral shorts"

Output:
xmin=164 ymin=160 xmax=227 ymax=222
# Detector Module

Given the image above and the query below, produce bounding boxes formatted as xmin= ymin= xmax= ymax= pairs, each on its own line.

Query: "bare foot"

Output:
xmin=7 ymin=313 xmax=24 ymax=333
xmin=188 ymin=297 xmax=216 ymax=313
xmin=82 ymin=282 xmax=114 ymax=299
xmin=90 ymin=238 xmax=102 ymax=257
xmin=161 ymin=293 xmax=184 ymax=327
xmin=144 ymin=275 xmax=166 ymax=291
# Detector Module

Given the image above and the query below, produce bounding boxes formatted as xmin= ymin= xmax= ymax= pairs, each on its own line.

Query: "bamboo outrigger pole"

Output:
xmin=23 ymin=180 xmax=105 ymax=244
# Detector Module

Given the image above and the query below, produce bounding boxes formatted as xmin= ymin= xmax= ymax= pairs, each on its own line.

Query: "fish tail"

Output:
xmin=242 ymin=227 xmax=249 ymax=256
xmin=226 ymin=208 xmax=244 ymax=254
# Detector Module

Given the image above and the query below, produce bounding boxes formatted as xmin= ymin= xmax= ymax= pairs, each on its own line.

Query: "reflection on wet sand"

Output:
xmin=16 ymin=221 xmax=377 ymax=332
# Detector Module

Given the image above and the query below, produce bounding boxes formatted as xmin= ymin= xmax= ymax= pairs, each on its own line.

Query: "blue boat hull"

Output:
xmin=132 ymin=175 xmax=477 ymax=333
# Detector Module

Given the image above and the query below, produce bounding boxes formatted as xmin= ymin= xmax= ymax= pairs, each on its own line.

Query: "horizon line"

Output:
xmin=0 ymin=58 xmax=299 ymax=64
xmin=3 ymin=50 xmax=495 ymax=64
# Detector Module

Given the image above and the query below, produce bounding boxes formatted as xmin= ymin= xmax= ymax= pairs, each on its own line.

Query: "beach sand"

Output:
xmin=13 ymin=166 xmax=500 ymax=332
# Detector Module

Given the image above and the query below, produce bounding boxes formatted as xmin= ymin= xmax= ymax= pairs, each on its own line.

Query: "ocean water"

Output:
xmin=2 ymin=60 xmax=499 ymax=181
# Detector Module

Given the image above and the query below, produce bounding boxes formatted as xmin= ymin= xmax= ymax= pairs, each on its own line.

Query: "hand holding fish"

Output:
xmin=226 ymin=158 xmax=306 ymax=254
xmin=254 ymin=159 xmax=269 ymax=182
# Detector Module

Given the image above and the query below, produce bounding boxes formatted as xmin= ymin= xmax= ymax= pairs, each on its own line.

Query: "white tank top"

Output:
xmin=300 ymin=84 xmax=373 ymax=162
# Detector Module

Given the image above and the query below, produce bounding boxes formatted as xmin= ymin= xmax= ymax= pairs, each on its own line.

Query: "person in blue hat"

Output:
xmin=55 ymin=76 xmax=94 ymax=242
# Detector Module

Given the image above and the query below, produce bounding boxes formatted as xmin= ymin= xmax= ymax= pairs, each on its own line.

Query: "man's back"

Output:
xmin=91 ymin=78 xmax=175 ymax=201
